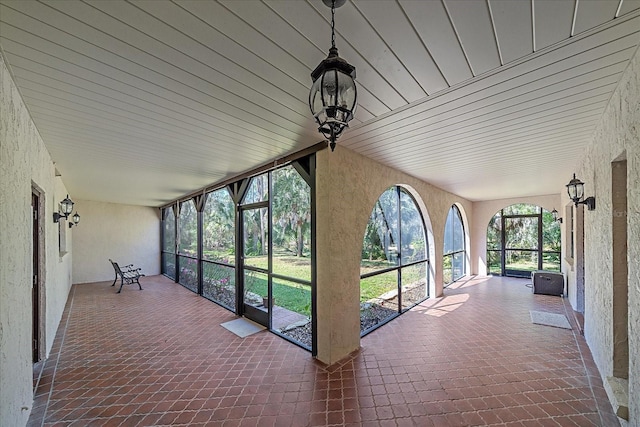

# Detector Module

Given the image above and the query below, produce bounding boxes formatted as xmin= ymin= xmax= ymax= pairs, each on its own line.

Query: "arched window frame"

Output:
xmin=443 ymin=204 xmax=466 ymax=286
xmin=360 ymin=186 xmax=430 ymax=336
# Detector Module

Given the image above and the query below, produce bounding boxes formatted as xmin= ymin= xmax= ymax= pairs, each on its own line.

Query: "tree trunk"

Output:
xmin=259 ymin=210 xmax=266 ymax=255
xmin=297 ymin=223 xmax=303 ymax=257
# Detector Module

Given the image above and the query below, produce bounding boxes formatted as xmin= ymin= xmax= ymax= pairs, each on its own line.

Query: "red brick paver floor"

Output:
xmin=28 ymin=275 xmax=619 ymax=426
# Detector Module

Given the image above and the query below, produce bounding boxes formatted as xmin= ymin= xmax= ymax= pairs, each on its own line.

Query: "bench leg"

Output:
xmin=117 ymin=279 xmax=125 ymax=293
xmin=111 ymin=272 xmax=118 ymax=286
xmin=136 ymin=280 xmax=143 ymax=290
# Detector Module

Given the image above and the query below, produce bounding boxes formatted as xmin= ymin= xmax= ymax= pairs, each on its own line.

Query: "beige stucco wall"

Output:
xmin=1 ymin=54 xmax=73 ymax=426
xmin=471 ymin=194 xmax=562 ymax=276
xmin=315 ymin=146 xmax=472 ymax=365
xmin=568 ymin=46 xmax=639 ymax=425
xmin=71 ymin=200 xmax=161 ymax=284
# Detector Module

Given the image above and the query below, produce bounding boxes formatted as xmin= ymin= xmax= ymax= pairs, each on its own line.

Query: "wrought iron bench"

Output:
xmin=109 ymin=259 xmax=144 ymax=293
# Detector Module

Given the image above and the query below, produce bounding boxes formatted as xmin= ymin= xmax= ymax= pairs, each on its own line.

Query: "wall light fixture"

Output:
xmin=566 ymin=174 xmax=596 ymax=210
xmin=68 ymin=212 xmax=81 ymax=228
xmin=53 ymin=195 xmax=75 ymax=223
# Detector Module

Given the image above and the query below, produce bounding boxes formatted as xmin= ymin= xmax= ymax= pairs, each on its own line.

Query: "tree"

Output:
xmin=178 ymin=199 xmax=197 ymax=256
xmin=203 ymin=188 xmax=235 ymax=261
xmin=271 ymin=166 xmax=310 ymax=257
xmin=243 ymin=175 xmax=269 ymax=256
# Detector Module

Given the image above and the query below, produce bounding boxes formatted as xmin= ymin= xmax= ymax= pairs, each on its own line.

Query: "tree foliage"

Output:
xmin=271 ymin=166 xmax=311 ymax=257
xmin=203 ymin=188 xmax=235 ymax=262
xmin=178 ymin=199 xmax=197 ymax=256
xmin=361 ymin=187 xmax=427 ymax=268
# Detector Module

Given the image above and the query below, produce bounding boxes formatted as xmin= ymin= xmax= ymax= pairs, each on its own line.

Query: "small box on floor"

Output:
xmin=531 ymin=270 xmax=565 ymax=297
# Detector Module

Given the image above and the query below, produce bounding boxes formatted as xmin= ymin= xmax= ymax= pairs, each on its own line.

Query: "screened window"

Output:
xmin=202 ymin=188 xmax=236 ymax=309
xmin=178 ymin=199 xmax=198 ymax=293
xmin=159 ymin=156 xmax=316 ymax=354
xmin=161 ymin=206 xmax=176 ymax=279
xmin=443 ymin=205 xmax=465 ymax=285
xmin=270 ymin=166 xmax=312 ymax=347
xmin=486 ymin=204 xmax=560 ymax=277
xmin=360 ymin=186 xmax=429 ymax=335
xmin=271 ymin=166 xmax=311 ymax=282
xmin=243 ymin=173 xmax=268 ymax=204
xmin=541 ymin=209 xmax=561 ymax=271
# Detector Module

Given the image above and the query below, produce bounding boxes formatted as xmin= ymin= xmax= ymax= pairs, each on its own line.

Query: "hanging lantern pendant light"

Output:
xmin=309 ymin=0 xmax=357 ymax=151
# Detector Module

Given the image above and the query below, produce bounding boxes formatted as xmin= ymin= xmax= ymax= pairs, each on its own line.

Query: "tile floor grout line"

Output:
xmin=35 ymin=284 xmax=77 ymax=427
xmin=561 ymin=296 xmax=610 ymax=426
xmin=29 ymin=276 xmax=620 ymax=426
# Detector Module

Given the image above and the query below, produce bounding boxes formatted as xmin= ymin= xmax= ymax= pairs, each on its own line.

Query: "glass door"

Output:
xmin=241 ymin=206 xmax=270 ymax=326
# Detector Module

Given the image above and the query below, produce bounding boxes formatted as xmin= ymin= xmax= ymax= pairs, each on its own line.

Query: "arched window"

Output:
xmin=486 ymin=203 xmax=561 ymax=277
xmin=443 ymin=205 xmax=465 ymax=286
xmin=360 ymin=186 xmax=429 ymax=335
xmin=161 ymin=206 xmax=176 ymax=279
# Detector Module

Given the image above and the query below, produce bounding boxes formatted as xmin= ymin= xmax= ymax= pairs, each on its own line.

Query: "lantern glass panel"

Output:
xmin=336 ymin=71 xmax=356 ymax=113
xmin=310 ymin=69 xmax=355 ymax=127
xmin=60 ymin=198 xmax=74 ymax=215
xmin=575 ymin=182 xmax=584 ymax=200
xmin=321 ymin=70 xmax=338 ymax=109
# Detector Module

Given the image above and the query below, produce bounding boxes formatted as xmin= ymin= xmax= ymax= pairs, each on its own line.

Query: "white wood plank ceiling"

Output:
xmin=1 ymin=0 xmax=639 ymax=206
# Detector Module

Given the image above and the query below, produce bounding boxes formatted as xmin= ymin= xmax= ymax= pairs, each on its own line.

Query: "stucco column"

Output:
xmin=313 ymin=144 xmax=472 ymax=364
xmin=314 ymin=148 xmax=363 ymax=365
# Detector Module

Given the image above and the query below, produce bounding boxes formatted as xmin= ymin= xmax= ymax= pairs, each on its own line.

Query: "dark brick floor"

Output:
xmin=28 ymin=275 xmax=619 ymax=426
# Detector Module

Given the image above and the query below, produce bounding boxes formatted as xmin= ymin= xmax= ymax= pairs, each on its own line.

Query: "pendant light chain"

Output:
xmin=331 ymin=0 xmax=336 ymax=49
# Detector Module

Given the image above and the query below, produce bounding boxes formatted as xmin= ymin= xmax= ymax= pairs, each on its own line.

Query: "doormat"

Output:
xmin=221 ymin=318 xmax=266 ymax=338
xmin=530 ymin=311 xmax=572 ymax=329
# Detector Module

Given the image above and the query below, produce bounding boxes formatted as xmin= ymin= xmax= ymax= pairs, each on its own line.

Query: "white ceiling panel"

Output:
xmin=344 ymin=27 xmax=638 ymax=150
xmin=1 ymin=1 xmax=309 ymax=147
xmin=1 ymin=0 xmax=639 ymax=205
xmin=490 ymin=0 xmax=534 ymax=64
xmin=534 ymin=0 xmax=575 ymax=50
xmin=49 ymin=0 xmax=313 ymax=138
xmin=334 ymin=1 xmax=427 ymax=103
xmin=619 ymin=0 xmax=640 ymax=14
xmin=443 ymin=0 xmax=502 ymax=75
xmin=573 ymin=0 xmax=620 ymax=35
xmin=399 ymin=0 xmax=473 ymax=86
xmin=352 ymin=0 xmax=448 ymax=95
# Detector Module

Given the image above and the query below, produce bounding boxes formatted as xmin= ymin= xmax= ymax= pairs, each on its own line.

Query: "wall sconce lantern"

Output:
xmin=309 ymin=0 xmax=357 ymax=152
xmin=566 ymin=174 xmax=596 ymax=210
xmin=551 ymin=209 xmax=563 ymax=223
xmin=53 ymin=195 xmax=75 ymax=223
xmin=68 ymin=212 xmax=81 ymax=228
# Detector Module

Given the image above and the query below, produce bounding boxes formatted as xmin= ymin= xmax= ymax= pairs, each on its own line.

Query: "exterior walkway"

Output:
xmin=28 ymin=275 xmax=619 ymax=426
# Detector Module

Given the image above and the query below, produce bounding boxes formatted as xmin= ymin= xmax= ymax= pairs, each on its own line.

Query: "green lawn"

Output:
xmin=359 ymin=262 xmax=425 ymax=302
xmin=242 ymin=255 xmax=311 ymax=316
xmin=201 ymin=255 xmax=426 ymax=315
xmin=488 ymin=260 xmax=561 ymax=272
xmin=244 ymin=271 xmax=311 ymax=316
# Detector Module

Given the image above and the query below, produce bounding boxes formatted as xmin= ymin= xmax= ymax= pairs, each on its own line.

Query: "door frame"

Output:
xmin=238 ymin=202 xmax=271 ymax=328
xmin=31 ymin=187 xmax=45 ymax=363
